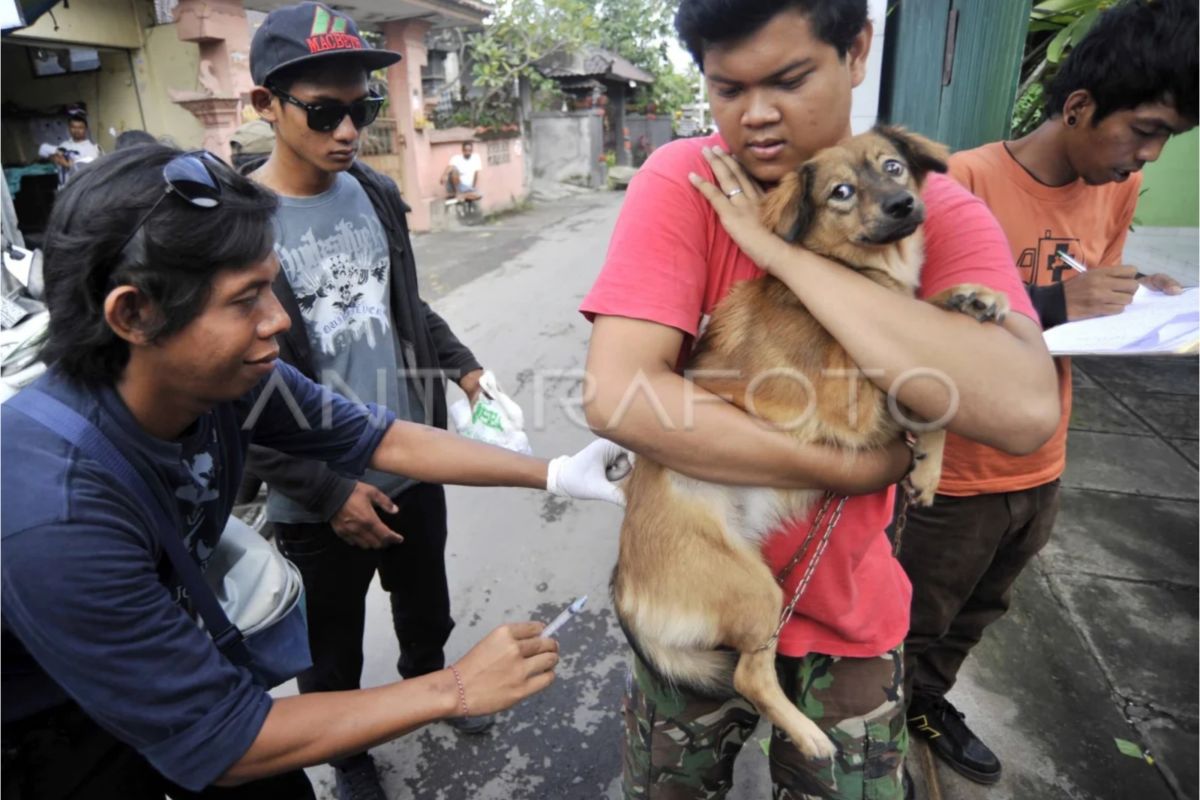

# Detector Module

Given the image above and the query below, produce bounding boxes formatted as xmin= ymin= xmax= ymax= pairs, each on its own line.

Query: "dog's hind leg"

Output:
xmin=724 ymin=575 xmax=837 ymax=759
xmin=733 ymin=643 xmax=837 ymax=760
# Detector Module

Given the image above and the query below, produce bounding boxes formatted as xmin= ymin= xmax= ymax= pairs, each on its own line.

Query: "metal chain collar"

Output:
xmin=756 ymin=491 xmax=848 ymax=652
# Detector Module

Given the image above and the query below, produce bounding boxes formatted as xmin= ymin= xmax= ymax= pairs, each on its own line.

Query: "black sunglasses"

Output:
xmin=269 ymin=87 xmax=385 ymax=133
xmin=109 ymin=151 xmax=223 ymax=271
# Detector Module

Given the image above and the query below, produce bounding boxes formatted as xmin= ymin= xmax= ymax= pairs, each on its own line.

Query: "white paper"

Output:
xmin=1043 ymin=286 xmax=1199 ymax=356
xmin=3 ymin=245 xmax=33 ymax=287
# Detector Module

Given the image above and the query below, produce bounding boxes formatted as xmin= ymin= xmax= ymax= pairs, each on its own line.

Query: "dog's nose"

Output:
xmin=882 ymin=192 xmax=915 ymax=220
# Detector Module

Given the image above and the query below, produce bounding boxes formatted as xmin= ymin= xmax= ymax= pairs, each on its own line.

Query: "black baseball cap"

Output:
xmin=250 ymin=2 xmax=401 ymax=87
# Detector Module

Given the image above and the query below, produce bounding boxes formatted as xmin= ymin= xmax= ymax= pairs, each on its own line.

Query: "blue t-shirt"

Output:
xmin=0 ymin=361 xmax=396 ymax=791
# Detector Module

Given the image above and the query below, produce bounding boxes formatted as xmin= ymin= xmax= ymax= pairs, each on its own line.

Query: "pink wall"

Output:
xmin=426 ymin=128 xmax=527 ymax=218
xmin=382 ymin=19 xmax=433 ymax=230
xmin=382 ymin=21 xmax=528 ymax=231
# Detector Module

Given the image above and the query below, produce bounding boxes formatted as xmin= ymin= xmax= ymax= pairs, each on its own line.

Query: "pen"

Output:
xmin=542 ymin=595 xmax=587 ymax=638
xmin=1057 ymin=251 xmax=1088 ymax=273
xmin=1058 ymin=251 xmax=1147 ymax=279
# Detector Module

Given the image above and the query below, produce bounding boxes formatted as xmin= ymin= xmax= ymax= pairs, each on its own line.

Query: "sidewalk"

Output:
xmin=908 ymin=227 xmax=1199 ymax=800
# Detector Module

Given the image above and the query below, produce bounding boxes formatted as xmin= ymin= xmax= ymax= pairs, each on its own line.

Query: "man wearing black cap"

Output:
xmin=244 ymin=4 xmax=495 ymax=798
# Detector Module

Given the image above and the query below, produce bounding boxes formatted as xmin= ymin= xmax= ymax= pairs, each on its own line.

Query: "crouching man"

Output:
xmin=1 ymin=146 xmax=624 ymax=799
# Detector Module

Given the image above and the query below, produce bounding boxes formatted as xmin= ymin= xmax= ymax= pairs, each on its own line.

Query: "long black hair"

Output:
xmin=39 ymin=146 xmax=279 ymax=384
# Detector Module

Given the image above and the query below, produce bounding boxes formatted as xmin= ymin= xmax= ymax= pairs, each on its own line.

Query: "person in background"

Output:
xmin=442 ymin=140 xmax=483 ymax=201
xmin=45 ymin=108 xmax=101 ymax=186
xmin=900 ymin=0 xmax=1196 ymax=785
xmin=244 ymin=4 xmax=505 ymax=797
xmin=230 ymin=119 xmax=276 ymax=170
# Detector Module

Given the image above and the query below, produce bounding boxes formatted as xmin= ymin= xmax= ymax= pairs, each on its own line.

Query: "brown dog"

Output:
xmin=612 ymin=126 xmax=1010 ymax=757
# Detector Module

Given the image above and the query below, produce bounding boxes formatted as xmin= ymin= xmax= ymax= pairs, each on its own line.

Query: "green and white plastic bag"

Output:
xmin=449 ymin=370 xmax=533 ymax=454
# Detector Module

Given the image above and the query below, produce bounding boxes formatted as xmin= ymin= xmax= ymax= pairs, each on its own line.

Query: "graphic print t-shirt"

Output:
xmin=268 ymin=172 xmax=423 ymax=522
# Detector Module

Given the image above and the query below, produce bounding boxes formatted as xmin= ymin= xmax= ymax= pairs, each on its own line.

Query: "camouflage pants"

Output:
xmin=621 ymin=647 xmax=907 ymax=799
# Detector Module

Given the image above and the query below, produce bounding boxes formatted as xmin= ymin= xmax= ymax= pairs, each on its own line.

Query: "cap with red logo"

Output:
xmin=250 ymin=2 xmax=401 ymax=87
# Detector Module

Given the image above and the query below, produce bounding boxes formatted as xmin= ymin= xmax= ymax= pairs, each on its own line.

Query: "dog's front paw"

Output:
xmin=931 ymin=283 xmax=1010 ymax=324
xmin=902 ymin=444 xmax=938 ymax=506
xmin=900 ymin=430 xmax=945 ymax=508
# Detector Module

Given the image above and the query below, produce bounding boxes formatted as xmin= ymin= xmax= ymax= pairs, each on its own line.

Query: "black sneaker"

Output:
xmin=907 ymin=695 xmax=1001 ymax=785
xmin=333 ymin=753 xmax=386 ymax=800
xmin=447 ymin=714 xmax=495 ymax=734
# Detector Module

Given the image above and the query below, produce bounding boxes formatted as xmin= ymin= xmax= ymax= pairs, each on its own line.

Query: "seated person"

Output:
xmin=442 ymin=141 xmax=483 ymax=202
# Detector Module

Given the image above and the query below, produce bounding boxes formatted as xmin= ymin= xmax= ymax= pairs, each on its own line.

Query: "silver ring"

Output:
xmin=726 ymin=188 xmax=744 ymax=199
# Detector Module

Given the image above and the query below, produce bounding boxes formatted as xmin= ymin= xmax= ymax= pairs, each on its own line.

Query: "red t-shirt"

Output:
xmin=581 ymin=133 xmax=1038 ymax=658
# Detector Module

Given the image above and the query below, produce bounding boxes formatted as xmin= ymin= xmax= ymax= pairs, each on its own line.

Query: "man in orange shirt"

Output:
xmin=901 ymin=0 xmax=1196 ymax=785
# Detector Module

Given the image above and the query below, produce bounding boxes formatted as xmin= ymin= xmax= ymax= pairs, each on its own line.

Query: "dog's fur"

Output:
xmin=612 ymin=126 xmax=1010 ymax=757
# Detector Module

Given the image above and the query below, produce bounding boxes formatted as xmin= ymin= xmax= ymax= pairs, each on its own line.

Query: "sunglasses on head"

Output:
xmin=107 ymin=150 xmax=224 ymax=278
xmin=269 ymin=86 xmax=385 ymax=132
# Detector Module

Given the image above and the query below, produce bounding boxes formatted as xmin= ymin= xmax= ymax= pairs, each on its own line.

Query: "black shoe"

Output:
xmin=333 ymin=753 xmax=386 ymax=800
xmin=447 ymin=714 xmax=495 ymax=734
xmin=907 ymin=695 xmax=1001 ymax=785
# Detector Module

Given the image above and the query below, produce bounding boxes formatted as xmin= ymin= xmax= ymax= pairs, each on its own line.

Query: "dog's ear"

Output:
xmin=760 ymin=163 xmax=814 ymax=244
xmin=875 ymin=125 xmax=949 ymax=182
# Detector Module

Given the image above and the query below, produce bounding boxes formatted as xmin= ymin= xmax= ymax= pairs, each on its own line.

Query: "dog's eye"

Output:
xmin=883 ymin=159 xmax=905 ymax=177
xmin=830 ymin=184 xmax=855 ymax=201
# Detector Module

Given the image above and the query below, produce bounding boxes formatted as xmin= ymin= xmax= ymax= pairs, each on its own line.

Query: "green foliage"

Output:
xmin=453 ymin=0 xmax=695 ymax=128
xmin=1010 ymin=81 xmax=1046 ymax=140
xmin=1011 ymin=0 xmax=1116 ymax=136
xmin=594 ymin=0 xmax=674 ymax=73
xmin=463 ymin=0 xmax=601 ymax=128
xmin=639 ymin=65 xmax=698 ymax=119
xmin=594 ymin=0 xmax=697 ymax=120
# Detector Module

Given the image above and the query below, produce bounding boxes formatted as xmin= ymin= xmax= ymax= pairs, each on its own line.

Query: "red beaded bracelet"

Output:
xmin=448 ymin=664 xmax=469 ymax=717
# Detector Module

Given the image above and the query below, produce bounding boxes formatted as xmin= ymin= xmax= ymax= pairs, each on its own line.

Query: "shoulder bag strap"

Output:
xmin=6 ymin=389 xmax=248 ymax=658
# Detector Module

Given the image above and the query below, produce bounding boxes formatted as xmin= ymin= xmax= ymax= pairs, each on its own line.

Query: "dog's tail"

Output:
xmin=640 ymin=641 xmax=738 ymax=698
xmin=612 ymin=568 xmax=738 ymax=698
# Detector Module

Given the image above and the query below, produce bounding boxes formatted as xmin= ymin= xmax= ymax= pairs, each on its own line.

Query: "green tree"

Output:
xmin=593 ymin=0 xmax=696 ymax=119
xmin=1011 ymin=0 xmax=1117 ymax=136
xmin=446 ymin=0 xmax=694 ymax=128
xmin=460 ymin=0 xmax=600 ymax=128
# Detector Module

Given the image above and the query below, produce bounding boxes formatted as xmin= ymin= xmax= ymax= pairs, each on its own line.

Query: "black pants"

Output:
xmin=897 ymin=481 xmax=1061 ymax=703
xmin=1 ymin=702 xmax=314 ymax=800
xmin=275 ymin=482 xmax=454 ymax=737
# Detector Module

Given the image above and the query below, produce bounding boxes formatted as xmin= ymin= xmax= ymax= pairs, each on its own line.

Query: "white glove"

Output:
xmin=546 ymin=438 xmax=633 ymax=506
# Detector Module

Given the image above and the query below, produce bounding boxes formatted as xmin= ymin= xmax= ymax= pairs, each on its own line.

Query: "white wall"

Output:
xmin=851 ymin=0 xmax=888 ymax=134
xmin=530 ymin=112 xmax=606 ymax=187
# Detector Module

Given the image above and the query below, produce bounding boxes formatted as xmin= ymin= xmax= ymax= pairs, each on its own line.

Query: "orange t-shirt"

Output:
xmin=939 ymin=142 xmax=1142 ymax=496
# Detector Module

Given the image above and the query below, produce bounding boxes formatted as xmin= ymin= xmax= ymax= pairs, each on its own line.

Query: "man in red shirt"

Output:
xmin=580 ymin=1 xmax=1059 ymax=797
